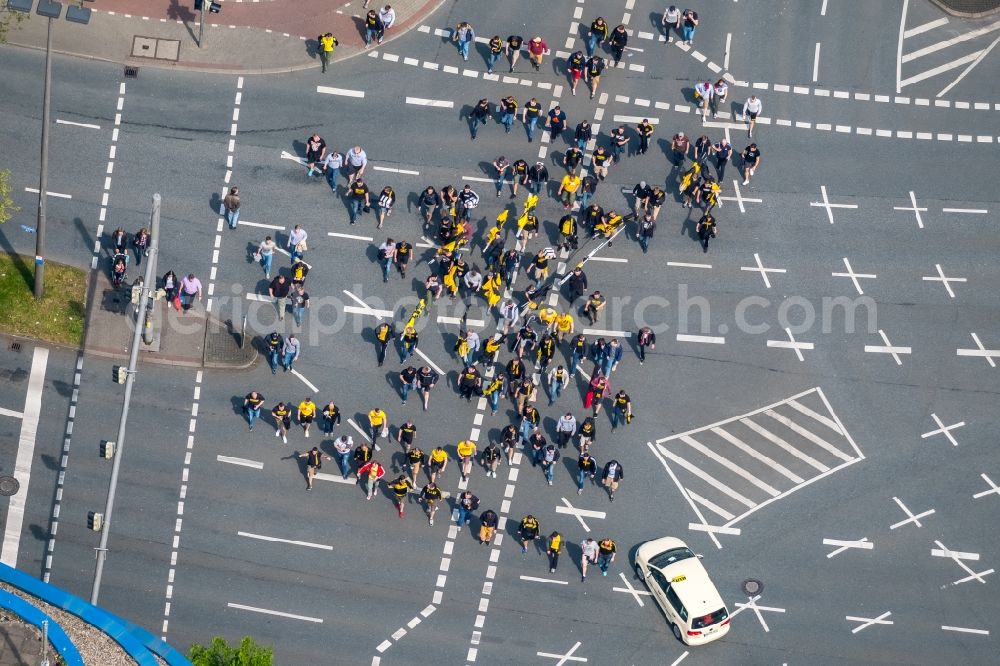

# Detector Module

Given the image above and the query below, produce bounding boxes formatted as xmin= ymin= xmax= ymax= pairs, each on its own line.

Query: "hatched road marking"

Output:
xmin=647 ymin=387 xmax=862 ymax=547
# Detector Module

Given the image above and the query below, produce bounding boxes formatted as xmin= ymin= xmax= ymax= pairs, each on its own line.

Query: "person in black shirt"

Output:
xmin=547 ymin=105 xmax=568 ymax=142
xmin=505 ymin=35 xmax=523 ymax=72
xmin=265 ymin=331 xmax=283 ymax=374
xmin=487 ymin=35 xmax=503 ymax=74
xmin=399 ymin=365 xmax=417 ymax=404
xmin=348 ymin=179 xmax=370 ymax=225
xmin=711 ymin=138 xmax=733 ymax=180
xmin=637 ymin=215 xmax=656 ymax=253
xmin=696 ymin=212 xmax=717 ymax=252
xmin=419 ymin=186 xmax=441 ymax=227
xmin=742 ymin=143 xmax=761 ymax=186
xmin=528 ymin=161 xmax=548 ymax=196
xmin=511 ymin=159 xmax=529 ymax=198
xmin=611 ymin=126 xmax=629 ymax=162
xmin=632 ymin=181 xmax=652 ymax=217
xmin=568 ymin=50 xmax=586 ymax=96
xmin=470 ymin=98 xmax=491 ymax=140
xmin=585 ymin=56 xmax=605 ymax=100
xmin=574 ymin=120 xmax=592 ymax=151
xmin=637 ymin=327 xmax=656 ymax=364
xmin=637 ymin=119 xmax=654 ymax=155
xmin=522 ymin=97 xmax=543 ymax=142
xmin=243 ymin=391 xmax=265 ymax=431
xmin=268 ymin=274 xmax=291 ymax=321
xmin=374 ymin=322 xmax=395 ymax=367
xmin=609 ymin=24 xmax=628 ymax=66
xmin=394 ymin=240 xmax=412 ymax=277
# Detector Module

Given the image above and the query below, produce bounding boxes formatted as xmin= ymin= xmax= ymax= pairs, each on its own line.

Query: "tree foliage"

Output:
xmin=189 ymin=636 xmax=274 ymax=666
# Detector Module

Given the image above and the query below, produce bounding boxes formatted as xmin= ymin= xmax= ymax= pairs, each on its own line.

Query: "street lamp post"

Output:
xmin=7 ymin=0 xmax=92 ymax=299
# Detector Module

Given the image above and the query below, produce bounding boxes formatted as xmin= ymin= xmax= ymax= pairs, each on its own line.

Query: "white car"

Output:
xmin=634 ymin=536 xmax=731 ymax=645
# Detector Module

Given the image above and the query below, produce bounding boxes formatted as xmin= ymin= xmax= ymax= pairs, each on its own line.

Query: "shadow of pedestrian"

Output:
xmin=304 ymin=37 xmax=319 ymax=61
xmin=352 ymin=16 xmax=367 ymax=42
xmin=0 ymin=226 xmax=34 ymax=289
xmin=210 ymin=190 xmax=223 ymax=215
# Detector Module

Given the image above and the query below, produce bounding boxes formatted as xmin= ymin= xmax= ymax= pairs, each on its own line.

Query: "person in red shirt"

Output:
xmin=357 ymin=460 xmax=386 ymax=501
xmin=527 ymin=36 xmax=549 ymax=71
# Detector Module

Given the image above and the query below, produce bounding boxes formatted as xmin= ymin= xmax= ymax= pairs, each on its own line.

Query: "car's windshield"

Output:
xmin=649 ymin=546 xmax=696 ymax=569
xmin=692 ymin=608 xmax=729 ymax=629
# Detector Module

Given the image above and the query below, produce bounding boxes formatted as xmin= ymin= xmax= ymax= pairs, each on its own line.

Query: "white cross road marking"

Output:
xmin=538 ymin=641 xmax=587 ymax=665
xmin=342 ymin=289 xmax=389 ymax=321
xmin=290 ymin=369 xmax=319 ymax=393
xmin=730 ymin=595 xmax=785 ymax=632
xmin=315 ymin=85 xmax=365 ymax=98
xmin=23 ymin=187 xmax=72 ymax=199
xmin=668 ymin=653 xmax=690 ymax=666
xmin=688 ymin=523 xmax=741 ymax=536
xmin=824 ymin=537 xmax=873 ymax=558
xmin=893 ymin=191 xmax=927 ymax=228
xmin=956 ymin=332 xmax=999 ymax=367
xmin=809 ymin=185 xmax=858 ymax=224
xmin=227 ymin=602 xmax=323 ymax=623
xmin=942 ymin=625 xmax=990 ymax=636
xmin=973 ymin=473 xmax=1000 ymax=500
xmin=931 ymin=547 xmax=979 ymax=561
xmin=216 ymin=455 xmax=263 ymax=470
xmin=890 ymin=496 xmax=936 ymax=529
xmin=519 ymin=575 xmax=569 ymax=585
xmin=832 ymin=257 xmax=877 ymax=295
xmin=405 ymin=97 xmax=454 ymax=108
xmin=279 ymin=150 xmax=307 ymax=166
xmin=864 ymin=329 xmax=910 ymax=365
xmin=740 ymin=253 xmax=786 ymax=289
xmin=237 ymin=531 xmax=333 ymax=550
xmin=920 ymin=413 xmax=965 ymax=447
xmin=613 ymin=572 xmax=651 ymax=607
xmin=847 ymin=611 xmax=893 ymax=633
xmin=721 ymin=179 xmax=762 ymax=213
xmin=934 ymin=540 xmax=995 ymax=585
xmin=922 ymin=264 xmax=967 ymax=298
xmin=555 ymin=497 xmax=606 ymax=533
xmin=766 ymin=327 xmax=813 ymax=361
xmin=942 ymin=207 xmax=988 ymax=214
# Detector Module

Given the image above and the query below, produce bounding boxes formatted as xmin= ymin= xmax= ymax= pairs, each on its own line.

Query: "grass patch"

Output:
xmin=0 ymin=253 xmax=86 ymax=346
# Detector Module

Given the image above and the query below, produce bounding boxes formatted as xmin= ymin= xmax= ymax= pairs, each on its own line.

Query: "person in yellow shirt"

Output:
xmin=297 ymin=398 xmax=317 ymax=438
xmin=428 ymin=446 xmax=449 ymax=483
xmin=547 ymin=531 xmax=563 ymax=573
xmin=456 ymin=439 xmax=478 ymax=480
xmin=555 ymin=312 xmax=575 ymax=342
xmin=319 ymin=33 xmax=338 ymax=73
xmin=368 ymin=407 xmax=387 ymax=445
xmin=557 ymin=173 xmax=582 ymax=209
xmin=537 ymin=306 xmax=558 ymax=333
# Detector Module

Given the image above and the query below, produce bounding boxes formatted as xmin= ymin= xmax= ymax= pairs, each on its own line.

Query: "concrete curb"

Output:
xmin=5 ymin=0 xmax=448 ymax=76
xmin=928 ymin=0 xmax=1000 ymax=17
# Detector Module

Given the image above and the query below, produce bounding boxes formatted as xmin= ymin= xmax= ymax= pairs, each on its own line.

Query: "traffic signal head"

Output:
xmin=100 ymin=440 xmax=115 ymax=459
xmin=87 ymin=511 xmax=103 ymax=531
xmin=113 ymin=366 xmax=127 ymax=384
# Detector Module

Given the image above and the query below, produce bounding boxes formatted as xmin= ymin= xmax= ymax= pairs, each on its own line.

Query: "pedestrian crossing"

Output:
xmin=648 ymin=387 xmax=863 ymax=529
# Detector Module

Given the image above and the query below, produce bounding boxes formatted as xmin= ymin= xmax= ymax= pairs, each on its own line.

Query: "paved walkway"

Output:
xmin=0 ymin=618 xmax=45 ymax=666
xmin=4 ymin=0 xmax=447 ymax=73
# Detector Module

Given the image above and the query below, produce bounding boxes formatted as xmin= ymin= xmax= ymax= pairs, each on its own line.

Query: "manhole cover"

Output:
xmin=741 ymin=578 xmax=763 ymax=596
xmin=0 ymin=476 xmax=20 ymax=497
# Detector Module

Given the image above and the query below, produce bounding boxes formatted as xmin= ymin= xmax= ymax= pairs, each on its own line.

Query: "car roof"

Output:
xmin=642 ymin=538 xmax=727 ymax=616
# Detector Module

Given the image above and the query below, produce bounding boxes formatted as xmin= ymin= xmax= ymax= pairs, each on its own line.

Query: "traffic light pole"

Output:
xmin=33 ymin=16 xmax=54 ymax=299
xmin=91 ymin=193 xmax=161 ymax=605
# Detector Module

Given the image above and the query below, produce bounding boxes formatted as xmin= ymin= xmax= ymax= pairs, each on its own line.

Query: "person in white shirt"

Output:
xmin=379 ymin=4 xmax=395 ymax=33
xmin=580 ymin=537 xmax=599 ymax=581
xmin=662 ymin=5 xmax=681 ymax=42
xmin=320 ymin=150 xmax=343 ymax=192
xmin=711 ymin=79 xmax=728 ymax=118
xmin=556 ymin=412 xmax=577 ymax=448
xmin=547 ymin=365 xmax=569 ymax=404
xmin=377 ymin=238 xmax=396 ymax=283
xmin=287 ymin=224 xmax=308 ymax=263
xmin=345 ymin=145 xmax=368 ymax=185
xmin=694 ymin=80 xmax=713 ymax=121
xmin=333 ymin=435 xmax=354 ymax=479
xmin=742 ymin=95 xmax=763 ymax=137
xmin=255 ymin=236 xmax=276 ymax=278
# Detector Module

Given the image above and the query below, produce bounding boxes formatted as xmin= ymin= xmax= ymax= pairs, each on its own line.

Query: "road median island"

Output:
xmin=0 ymin=253 xmax=86 ymax=347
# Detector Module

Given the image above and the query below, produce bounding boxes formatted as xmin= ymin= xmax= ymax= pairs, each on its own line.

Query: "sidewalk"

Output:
xmin=83 ymin=270 xmax=256 ymax=369
xmin=4 ymin=0 xmax=447 ymax=74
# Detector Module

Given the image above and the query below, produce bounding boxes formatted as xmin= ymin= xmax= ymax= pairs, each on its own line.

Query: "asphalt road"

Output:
xmin=1 ymin=0 xmax=999 ymax=664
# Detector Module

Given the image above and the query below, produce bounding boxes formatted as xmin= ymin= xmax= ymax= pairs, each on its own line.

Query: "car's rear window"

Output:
xmin=692 ymin=608 xmax=729 ymax=629
xmin=649 ymin=546 xmax=696 ymax=569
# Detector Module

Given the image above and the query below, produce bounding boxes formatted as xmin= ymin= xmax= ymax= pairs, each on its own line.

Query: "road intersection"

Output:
xmin=0 ymin=0 xmax=998 ymax=664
